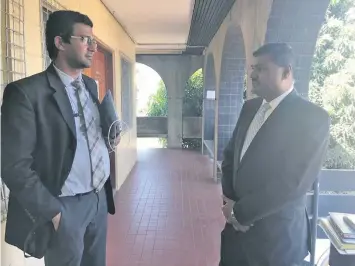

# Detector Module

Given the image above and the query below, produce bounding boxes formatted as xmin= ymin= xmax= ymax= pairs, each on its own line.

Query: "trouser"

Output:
xmin=44 ymin=188 xmax=108 ymax=266
xmin=219 ymin=224 xmax=305 ymax=266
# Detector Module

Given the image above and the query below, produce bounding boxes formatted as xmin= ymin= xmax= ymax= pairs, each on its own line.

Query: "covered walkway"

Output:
xmin=1 ymin=0 xmax=354 ymax=265
xmin=107 ymin=149 xmax=224 ymax=266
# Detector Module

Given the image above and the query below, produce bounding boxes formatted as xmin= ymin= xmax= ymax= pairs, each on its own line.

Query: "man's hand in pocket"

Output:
xmin=221 ymin=195 xmax=235 ymax=223
xmin=52 ymin=212 xmax=62 ymax=231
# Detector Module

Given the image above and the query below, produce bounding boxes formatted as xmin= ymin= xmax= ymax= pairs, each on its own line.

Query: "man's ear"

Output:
xmin=54 ymin=36 xmax=65 ymax=51
xmin=282 ymin=65 xmax=292 ymax=79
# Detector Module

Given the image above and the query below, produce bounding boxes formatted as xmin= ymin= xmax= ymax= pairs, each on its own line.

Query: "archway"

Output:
xmin=217 ymin=25 xmax=246 ymax=160
xmin=264 ymin=1 xmax=353 ymax=264
xmin=308 ymin=0 xmax=355 ymax=171
xmin=135 ymin=63 xmax=168 ymax=148
xmin=264 ymin=0 xmax=330 ymax=97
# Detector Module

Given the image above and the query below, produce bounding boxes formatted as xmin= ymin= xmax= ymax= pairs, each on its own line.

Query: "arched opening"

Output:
xmin=309 ymin=0 xmax=355 ymax=170
xmin=202 ymin=54 xmax=217 ymax=157
xmin=217 ymin=25 xmax=246 ymax=161
xmin=182 ymin=68 xmax=203 ymax=150
xmin=264 ymin=1 xmax=355 ymax=265
xmin=265 ymin=0 xmax=331 ymax=97
xmin=135 ymin=63 xmax=168 ymax=148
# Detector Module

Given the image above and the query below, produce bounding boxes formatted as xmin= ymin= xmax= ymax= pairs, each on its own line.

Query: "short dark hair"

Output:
xmin=46 ymin=10 xmax=93 ymax=59
xmin=253 ymin=43 xmax=294 ymax=68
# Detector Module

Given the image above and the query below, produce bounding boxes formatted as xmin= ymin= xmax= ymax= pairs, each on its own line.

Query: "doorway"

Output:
xmin=83 ymin=43 xmax=117 ymax=188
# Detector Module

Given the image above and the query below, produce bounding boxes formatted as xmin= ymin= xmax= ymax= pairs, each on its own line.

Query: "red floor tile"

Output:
xmin=107 ymin=149 xmax=225 ymax=266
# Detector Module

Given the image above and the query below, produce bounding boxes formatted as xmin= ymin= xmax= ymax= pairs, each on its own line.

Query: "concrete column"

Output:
xmin=167 ymin=96 xmax=183 ymax=148
xmin=167 ymin=73 xmax=184 ymax=148
xmin=217 ymin=26 xmax=246 ymax=160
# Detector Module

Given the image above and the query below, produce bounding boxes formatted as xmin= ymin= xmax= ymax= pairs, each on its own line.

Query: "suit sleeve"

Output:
xmin=1 ymin=83 xmax=62 ymax=222
xmin=221 ymin=131 xmax=236 ymax=201
xmin=221 ymin=104 xmax=247 ymax=201
xmin=233 ymin=115 xmax=330 ymax=226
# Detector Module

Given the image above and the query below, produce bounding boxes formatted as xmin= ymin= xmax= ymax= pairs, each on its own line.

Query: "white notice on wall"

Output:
xmin=206 ymin=90 xmax=215 ymax=99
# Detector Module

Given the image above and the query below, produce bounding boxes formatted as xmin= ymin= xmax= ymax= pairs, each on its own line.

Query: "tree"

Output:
xmin=146 ymin=80 xmax=168 ymax=117
xmin=182 ymin=69 xmax=204 ymax=150
xmin=145 ymin=80 xmax=168 ymax=147
xmin=183 ymin=69 xmax=204 ymax=116
xmin=146 ymin=69 xmax=204 ymax=149
xmin=309 ymin=0 xmax=355 ymax=169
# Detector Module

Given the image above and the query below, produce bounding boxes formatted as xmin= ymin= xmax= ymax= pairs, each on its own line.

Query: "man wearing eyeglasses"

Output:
xmin=1 ymin=10 xmax=116 ymax=266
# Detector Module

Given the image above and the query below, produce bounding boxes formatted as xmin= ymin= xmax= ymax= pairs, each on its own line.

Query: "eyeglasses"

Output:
xmin=70 ymin=35 xmax=97 ymax=46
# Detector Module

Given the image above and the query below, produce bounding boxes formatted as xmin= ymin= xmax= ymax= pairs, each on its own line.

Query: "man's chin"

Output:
xmin=81 ymin=61 xmax=92 ymax=69
xmin=251 ymin=87 xmax=260 ymax=96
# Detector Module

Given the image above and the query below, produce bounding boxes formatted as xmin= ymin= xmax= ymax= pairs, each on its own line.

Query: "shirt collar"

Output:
xmin=262 ymin=86 xmax=294 ymax=110
xmin=53 ymin=64 xmax=82 ymax=87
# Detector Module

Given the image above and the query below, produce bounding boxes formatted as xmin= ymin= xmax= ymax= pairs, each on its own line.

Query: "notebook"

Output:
xmin=329 ymin=212 xmax=355 ymax=239
xmin=319 ymin=217 xmax=355 ymax=253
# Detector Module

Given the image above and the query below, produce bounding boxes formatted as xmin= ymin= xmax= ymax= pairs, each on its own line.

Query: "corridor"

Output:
xmin=106 ymin=149 xmax=225 ymax=266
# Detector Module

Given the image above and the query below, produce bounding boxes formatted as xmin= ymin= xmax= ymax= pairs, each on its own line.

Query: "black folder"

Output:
xmin=98 ymin=90 xmax=121 ymax=140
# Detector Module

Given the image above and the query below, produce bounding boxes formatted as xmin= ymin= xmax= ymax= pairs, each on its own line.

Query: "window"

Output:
xmin=41 ymin=6 xmax=52 ymax=68
xmin=121 ymin=56 xmax=133 ymax=128
xmin=0 ymin=0 xmax=26 ymax=221
xmin=40 ymin=0 xmax=65 ymax=69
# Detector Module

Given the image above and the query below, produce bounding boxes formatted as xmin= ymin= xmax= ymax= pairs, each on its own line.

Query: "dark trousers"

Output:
xmin=44 ymin=188 xmax=108 ymax=266
xmin=219 ymin=224 xmax=305 ymax=266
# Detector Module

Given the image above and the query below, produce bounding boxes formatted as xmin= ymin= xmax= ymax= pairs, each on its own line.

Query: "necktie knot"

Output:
xmin=71 ymin=79 xmax=83 ymax=91
xmin=261 ymin=102 xmax=271 ymax=112
xmin=259 ymin=102 xmax=271 ymax=116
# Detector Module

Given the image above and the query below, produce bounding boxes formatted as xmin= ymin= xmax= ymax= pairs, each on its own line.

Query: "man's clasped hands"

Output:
xmin=221 ymin=195 xmax=252 ymax=233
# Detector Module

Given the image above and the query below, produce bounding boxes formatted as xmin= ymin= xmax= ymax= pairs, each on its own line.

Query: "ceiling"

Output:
xmin=101 ymin=0 xmax=236 ymax=55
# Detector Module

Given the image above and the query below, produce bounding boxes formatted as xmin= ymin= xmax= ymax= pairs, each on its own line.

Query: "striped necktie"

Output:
xmin=240 ymin=102 xmax=271 ymax=160
xmin=72 ymin=78 xmax=107 ymax=190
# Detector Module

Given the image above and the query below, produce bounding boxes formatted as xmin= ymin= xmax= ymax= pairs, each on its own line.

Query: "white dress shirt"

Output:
xmin=262 ymin=86 xmax=294 ymax=122
xmin=240 ymin=86 xmax=294 ymax=159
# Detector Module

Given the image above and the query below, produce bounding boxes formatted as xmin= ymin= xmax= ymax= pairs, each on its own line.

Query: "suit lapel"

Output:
xmin=233 ymin=97 xmax=263 ymax=166
xmin=236 ymin=90 xmax=299 ymax=170
xmin=46 ymin=64 xmax=76 ymax=138
xmin=82 ymin=76 xmax=100 ymax=106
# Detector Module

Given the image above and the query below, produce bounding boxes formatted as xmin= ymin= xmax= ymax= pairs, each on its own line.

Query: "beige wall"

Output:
xmin=1 ymin=0 xmax=137 ymax=265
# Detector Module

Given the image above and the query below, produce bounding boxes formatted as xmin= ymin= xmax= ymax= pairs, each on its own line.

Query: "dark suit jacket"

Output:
xmin=220 ymin=90 xmax=330 ymax=266
xmin=1 ymin=64 xmax=115 ymax=256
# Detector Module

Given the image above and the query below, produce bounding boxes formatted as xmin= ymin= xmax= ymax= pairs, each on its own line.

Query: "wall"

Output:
xmin=205 ymin=0 xmax=273 ymax=100
xmin=1 ymin=0 xmax=136 ymax=265
xmin=203 ymin=0 xmax=273 ymax=163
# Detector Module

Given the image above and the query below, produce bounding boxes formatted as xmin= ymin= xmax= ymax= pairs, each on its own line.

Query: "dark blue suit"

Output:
xmin=219 ymin=91 xmax=330 ymax=266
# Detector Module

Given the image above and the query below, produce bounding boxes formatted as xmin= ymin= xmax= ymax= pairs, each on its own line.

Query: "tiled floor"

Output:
xmin=107 ymin=148 xmax=225 ymax=266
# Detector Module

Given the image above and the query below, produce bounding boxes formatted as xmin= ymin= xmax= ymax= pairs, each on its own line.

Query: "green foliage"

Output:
xmin=183 ymin=69 xmax=204 ymax=116
xmin=146 ymin=69 xmax=204 ymax=150
xmin=146 ymin=80 xmax=168 ymax=148
xmin=309 ymin=0 xmax=355 ymax=169
xmin=146 ymin=80 xmax=168 ymax=117
xmin=182 ymin=69 xmax=203 ymax=150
